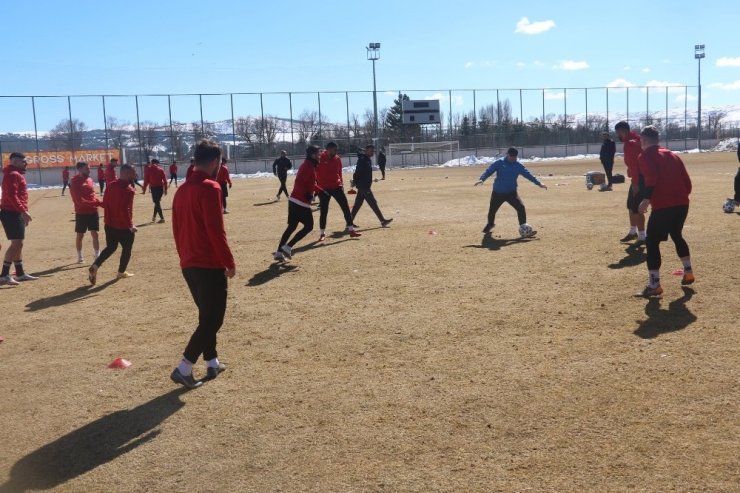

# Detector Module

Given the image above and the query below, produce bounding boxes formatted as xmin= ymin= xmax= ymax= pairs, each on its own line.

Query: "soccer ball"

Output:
xmin=586 ymin=182 xmax=594 ymax=190
xmin=519 ymin=223 xmax=535 ymax=238
xmin=723 ymin=199 xmax=736 ymax=214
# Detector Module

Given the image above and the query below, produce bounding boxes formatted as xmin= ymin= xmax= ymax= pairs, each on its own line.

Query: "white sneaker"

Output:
xmin=280 ymin=245 xmax=293 ymax=259
xmin=15 ymin=273 xmax=39 ymax=281
xmin=77 ymin=256 xmax=84 ymax=264
xmin=0 ymin=275 xmax=20 ymax=286
xmin=273 ymin=251 xmax=285 ymax=261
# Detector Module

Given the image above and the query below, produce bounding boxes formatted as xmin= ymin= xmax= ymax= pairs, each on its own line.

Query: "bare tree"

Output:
xmin=235 ymin=117 xmax=255 ymax=144
xmin=49 ymin=118 xmax=87 ymax=152
xmin=191 ymin=122 xmax=218 ymax=143
xmin=139 ymin=121 xmax=160 ymax=161
xmin=297 ymin=110 xmax=319 ymax=143
xmin=706 ymin=110 xmax=727 ymax=139
xmin=169 ymin=122 xmax=188 ymax=161
xmin=254 ymin=115 xmax=283 ymax=144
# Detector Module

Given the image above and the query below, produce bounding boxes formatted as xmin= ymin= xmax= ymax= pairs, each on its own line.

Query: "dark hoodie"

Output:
xmin=353 ymin=152 xmax=373 ymax=189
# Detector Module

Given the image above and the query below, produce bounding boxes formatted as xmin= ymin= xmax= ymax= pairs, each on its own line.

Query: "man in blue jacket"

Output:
xmin=474 ymin=147 xmax=547 ymax=237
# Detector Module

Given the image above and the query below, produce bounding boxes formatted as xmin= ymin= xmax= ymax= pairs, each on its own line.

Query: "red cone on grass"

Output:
xmin=108 ymin=357 xmax=132 ymax=369
xmin=0 ymin=336 xmax=5 ymax=344
xmin=672 ymin=269 xmax=684 ymax=276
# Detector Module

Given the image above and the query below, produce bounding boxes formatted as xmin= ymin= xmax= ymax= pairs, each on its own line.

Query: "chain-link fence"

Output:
xmin=2 ymin=86 xmax=738 ymax=185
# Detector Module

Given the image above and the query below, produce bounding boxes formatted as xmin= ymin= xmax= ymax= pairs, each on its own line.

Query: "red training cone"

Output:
xmin=108 ymin=357 xmax=132 ymax=369
xmin=671 ymin=269 xmax=684 ymax=276
xmin=0 ymin=336 xmax=5 ymax=343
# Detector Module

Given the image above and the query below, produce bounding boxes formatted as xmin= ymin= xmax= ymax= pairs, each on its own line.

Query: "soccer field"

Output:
xmin=0 ymin=153 xmax=738 ymax=492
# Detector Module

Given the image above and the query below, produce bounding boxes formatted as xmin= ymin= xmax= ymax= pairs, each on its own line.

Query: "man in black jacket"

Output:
xmin=272 ymin=150 xmax=292 ymax=200
xmin=351 ymin=145 xmax=392 ymax=227
xmin=378 ymin=148 xmax=387 ymax=180
xmin=599 ymin=131 xmax=616 ymax=191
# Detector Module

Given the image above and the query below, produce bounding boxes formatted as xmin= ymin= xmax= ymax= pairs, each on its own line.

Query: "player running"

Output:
xmin=724 ymin=143 xmax=740 ymax=213
xmin=97 ymin=163 xmax=106 ymax=194
xmin=316 ymin=142 xmax=360 ymax=241
xmin=170 ymin=140 xmax=235 ymax=389
xmin=0 ymin=152 xmax=38 ymax=285
xmin=635 ymin=126 xmax=694 ymax=297
xmin=274 ymin=146 xmax=320 ymax=261
xmin=61 ymin=166 xmax=70 ymax=196
xmin=615 ymin=121 xmax=646 ymax=245
xmin=169 ymin=161 xmax=179 ymax=188
xmin=88 ymin=164 xmax=137 ymax=284
xmin=272 ymin=150 xmax=292 ymax=200
xmin=474 ymin=147 xmax=547 ymax=238
xmin=216 ymin=157 xmax=233 ymax=213
xmin=186 ymin=158 xmax=195 ymax=181
xmin=143 ymin=158 xmax=168 ymax=223
xmin=69 ymin=162 xmax=103 ymax=263
xmin=105 ymin=158 xmax=118 ymax=185
xmin=350 ymin=144 xmax=393 ymax=228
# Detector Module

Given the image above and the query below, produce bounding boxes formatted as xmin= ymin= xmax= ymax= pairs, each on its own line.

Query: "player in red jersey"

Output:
xmin=0 ymin=153 xmax=37 ymax=285
xmin=143 ymin=159 xmax=168 ymax=223
xmin=615 ymin=121 xmax=646 ymax=245
xmin=69 ymin=162 xmax=104 ymax=263
xmin=216 ymin=157 xmax=233 ymax=213
xmin=61 ymin=166 xmax=70 ymax=196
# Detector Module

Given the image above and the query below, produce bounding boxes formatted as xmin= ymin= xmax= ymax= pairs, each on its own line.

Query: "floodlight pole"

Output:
xmin=695 ymin=44 xmax=705 ymax=150
xmin=367 ymin=43 xmax=380 ymax=153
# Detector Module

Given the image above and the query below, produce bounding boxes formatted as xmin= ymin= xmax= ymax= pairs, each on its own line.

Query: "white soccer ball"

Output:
xmin=586 ymin=182 xmax=594 ymax=190
xmin=519 ymin=223 xmax=534 ymax=238
xmin=723 ymin=199 xmax=736 ymax=214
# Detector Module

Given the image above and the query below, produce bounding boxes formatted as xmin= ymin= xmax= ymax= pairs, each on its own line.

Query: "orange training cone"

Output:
xmin=108 ymin=357 xmax=132 ymax=369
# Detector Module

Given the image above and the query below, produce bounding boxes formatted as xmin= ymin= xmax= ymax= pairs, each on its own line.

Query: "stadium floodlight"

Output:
xmin=695 ymin=44 xmax=705 ymax=150
xmin=366 ymin=43 xmax=381 ymax=156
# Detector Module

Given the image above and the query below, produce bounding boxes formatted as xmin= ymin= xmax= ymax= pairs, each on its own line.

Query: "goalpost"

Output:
xmin=386 ymin=141 xmax=460 ymax=168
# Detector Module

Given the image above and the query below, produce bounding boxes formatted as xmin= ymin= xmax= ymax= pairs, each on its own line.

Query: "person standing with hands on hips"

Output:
xmin=474 ymin=147 xmax=547 ymax=238
xmin=599 ymin=132 xmax=616 ymax=191
xmin=170 ymin=140 xmax=236 ymax=388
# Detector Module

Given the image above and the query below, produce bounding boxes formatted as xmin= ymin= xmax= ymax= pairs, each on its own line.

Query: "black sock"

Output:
xmin=14 ymin=261 xmax=25 ymax=276
xmin=1 ymin=261 xmax=10 ymax=277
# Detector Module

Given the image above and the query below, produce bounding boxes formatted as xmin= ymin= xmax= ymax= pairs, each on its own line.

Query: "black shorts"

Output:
xmin=626 ymin=186 xmax=645 ymax=213
xmin=75 ymin=213 xmax=100 ymax=233
xmin=219 ymin=183 xmax=229 ymax=198
xmin=170 ymin=173 xmax=177 ymax=179
xmin=647 ymin=205 xmax=689 ymax=242
xmin=288 ymin=200 xmax=313 ymax=225
xmin=151 ymin=186 xmax=164 ymax=203
xmin=0 ymin=210 xmax=25 ymax=240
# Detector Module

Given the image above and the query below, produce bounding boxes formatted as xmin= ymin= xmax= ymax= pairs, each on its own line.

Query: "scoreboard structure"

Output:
xmin=402 ymin=100 xmax=441 ymax=124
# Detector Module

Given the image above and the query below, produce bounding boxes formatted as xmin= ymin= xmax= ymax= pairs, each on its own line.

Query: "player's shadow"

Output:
xmin=31 ymin=263 xmax=84 ymax=277
xmin=608 ymin=244 xmax=646 ymax=269
xmin=24 ymin=280 xmax=117 ymax=312
xmin=292 ymin=238 xmax=353 ymax=254
xmin=463 ymin=234 xmax=537 ymax=251
xmin=633 ymin=287 xmax=696 ymax=339
xmin=246 ymin=263 xmax=299 ymax=286
xmin=253 ymin=200 xmax=279 ymax=207
xmin=0 ymin=388 xmax=187 ymax=493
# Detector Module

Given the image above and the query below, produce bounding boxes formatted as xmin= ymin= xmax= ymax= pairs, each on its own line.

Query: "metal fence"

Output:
xmin=1 ymin=86 xmax=738 ymax=185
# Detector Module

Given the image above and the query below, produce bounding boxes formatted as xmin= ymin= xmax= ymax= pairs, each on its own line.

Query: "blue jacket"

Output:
xmin=479 ymin=159 xmax=542 ymax=193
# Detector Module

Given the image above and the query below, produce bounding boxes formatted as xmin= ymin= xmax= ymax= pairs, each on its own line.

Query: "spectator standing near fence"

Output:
xmin=599 ymin=132 xmax=616 ymax=191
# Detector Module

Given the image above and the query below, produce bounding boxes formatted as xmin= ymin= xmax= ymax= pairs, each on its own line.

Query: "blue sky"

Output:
xmin=2 ymin=0 xmax=739 ymax=132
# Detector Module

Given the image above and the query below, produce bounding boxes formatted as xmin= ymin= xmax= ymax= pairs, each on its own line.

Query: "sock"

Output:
xmin=649 ymin=270 xmax=661 ymax=289
xmin=629 ymin=226 xmax=637 ymax=235
xmin=638 ymin=230 xmax=646 ymax=241
xmin=682 ymin=258 xmax=693 ymax=272
xmin=1 ymin=261 xmax=11 ymax=277
xmin=13 ymin=261 xmax=24 ymax=276
xmin=320 ymin=229 xmax=325 ymax=235
xmin=94 ymin=250 xmax=100 ymax=258
xmin=77 ymin=249 xmax=83 ymax=258
xmin=206 ymin=357 xmax=220 ymax=369
xmin=348 ymin=226 xmax=355 ymax=232
xmin=177 ymin=358 xmax=193 ymax=376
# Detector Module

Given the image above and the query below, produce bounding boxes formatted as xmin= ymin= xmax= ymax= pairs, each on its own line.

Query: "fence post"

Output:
xmin=289 ymin=92 xmax=295 ymax=156
xmin=102 ymin=95 xmax=109 ymax=153
xmin=684 ymin=86 xmax=688 ymax=150
xmin=135 ymin=95 xmax=142 ymax=165
xmin=67 ymin=95 xmax=75 ymax=163
xmin=473 ymin=90 xmax=478 ymax=157
xmin=32 ymin=96 xmax=42 ymax=185
xmin=585 ymin=88 xmax=589 ymax=154
xmin=230 ymin=93 xmax=236 ymax=166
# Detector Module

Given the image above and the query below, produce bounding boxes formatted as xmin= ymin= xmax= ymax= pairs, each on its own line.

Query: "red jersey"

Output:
xmin=290 ymin=158 xmax=318 ymax=208
xmin=143 ymin=165 xmax=168 ymax=192
xmin=316 ymin=151 xmax=343 ymax=190
xmin=620 ymin=131 xmax=642 ymax=185
xmin=169 ymin=163 xmax=178 ymax=175
xmin=216 ymin=165 xmax=232 ymax=186
xmin=172 ymin=170 xmax=235 ymax=270
xmin=0 ymin=166 xmax=29 ymax=213
xmin=69 ymin=174 xmax=103 ymax=214
xmin=186 ymin=164 xmax=195 ymax=180
xmin=62 ymin=169 xmax=70 ymax=182
xmin=97 ymin=166 xmax=105 ymax=181
xmin=105 ymin=164 xmax=117 ymax=184
xmin=102 ymin=179 xmax=135 ymax=229
xmin=638 ymin=145 xmax=692 ymax=210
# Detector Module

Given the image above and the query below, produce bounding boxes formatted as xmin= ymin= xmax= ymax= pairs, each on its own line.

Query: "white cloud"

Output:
xmin=516 ymin=61 xmax=527 ymax=68
xmin=716 ymin=57 xmax=740 ymax=68
xmin=709 ymin=80 xmax=740 ymax=90
xmin=623 ymin=65 xmax=632 ymax=71
xmin=543 ymin=90 xmax=565 ymax=100
xmin=644 ymin=80 xmax=685 ymax=93
xmin=675 ymin=94 xmax=697 ymax=103
xmin=464 ymin=60 xmax=496 ymax=69
xmin=514 ymin=17 xmax=555 ymax=35
xmin=641 ymin=67 xmax=651 ymax=73
xmin=464 ymin=61 xmax=474 ymax=69
xmin=424 ymin=93 xmax=464 ymax=107
xmin=607 ymin=78 xmax=635 ymax=88
xmin=552 ymin=60 xmax=589 ymax=71
xmin=533 ymin=60 xmax=546 ymax=67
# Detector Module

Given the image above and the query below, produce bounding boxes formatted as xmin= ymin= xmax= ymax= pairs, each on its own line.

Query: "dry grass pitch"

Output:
xmin=0 ymin=153 xmax=738 ymax=492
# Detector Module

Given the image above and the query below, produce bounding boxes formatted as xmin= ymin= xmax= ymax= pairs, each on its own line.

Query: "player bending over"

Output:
xmin=474 ymin=147 xmax=547 ymax=238
xmin=635 ymin=126 xmax=694 ymax=297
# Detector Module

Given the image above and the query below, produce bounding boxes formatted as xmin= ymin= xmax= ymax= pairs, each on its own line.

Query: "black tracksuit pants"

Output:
xmin=151 ymin=186 xmax=164 ymax=220
xmin=646 ymin=205 xmax=690 ymax=271
xmin=278 ymin=201 xmax=314 ymax=250
xmin=488 ymin=191 xmax=526 ymax=226
xmin=277 ymin=175 xmax=289 ymax=198
xmin=94 ymin=225 xmax=135 ymax=273
xmin=182 ymin=267 xmax=227 ymax=364
xmin=734 ymin=168 xmax=740 ymax=203
xmin=601 ymin=160 xmax=614 ymax=186
xmin=319 ymin=187 xmax=353 ymax=230
xmin=351 ymin=188 xmax=385 ymax=222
